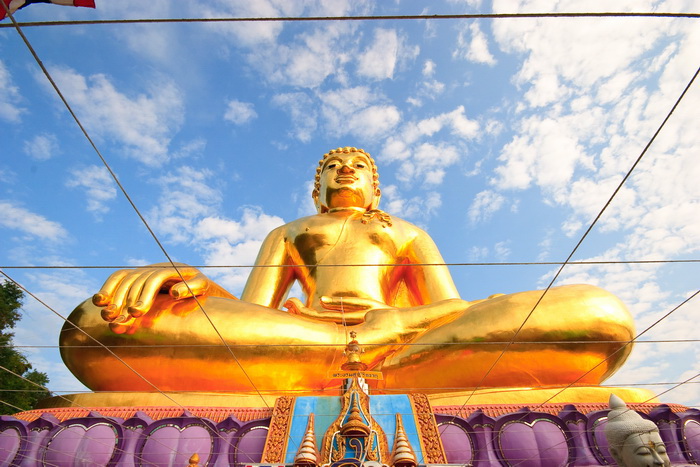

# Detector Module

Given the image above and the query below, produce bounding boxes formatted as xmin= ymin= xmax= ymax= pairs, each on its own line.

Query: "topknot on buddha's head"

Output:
xmin=312 ymin=147 xmax=380 ymax=201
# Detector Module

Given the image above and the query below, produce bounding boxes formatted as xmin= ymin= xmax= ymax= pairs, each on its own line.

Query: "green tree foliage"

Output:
xmin=0 ymin=281 xmax=51 ymax=415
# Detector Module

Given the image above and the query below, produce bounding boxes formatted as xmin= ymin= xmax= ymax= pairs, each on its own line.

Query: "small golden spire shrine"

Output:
xmin=295 ymin=414 xmax=320 ymax=467
xmin=341 ymin=331 xmax=367 ymax=372
xmin=390 ymin=414 xmax=417 ymax=467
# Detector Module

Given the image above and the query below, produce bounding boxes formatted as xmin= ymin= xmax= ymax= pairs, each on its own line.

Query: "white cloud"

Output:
xmin=192 ymin=208 xmax=285 ymax=294
xmin=145 ymin=167 xmax=285 ymax=294
xmin=65 ymin=165 xmax=118 ymax=216
xmin=468 ymin=190 xmax=505 ymax=224
xmin=350 ymin=105 xmax=401 ymax=139
xmin=492 ymin=115 xmax=592 ymax=192
xmin=454 ymin=22 xmax=496 ymax=65
xmin=448 ymin=0 xmax=482 ymax=7
xmin=318 ymin=86 xmax=401 ymax=140
xmin=272 ymin=92 xmax=318 ymax=142
xmin=422 ymin=59 xmax=436 ymax=77
xmin=379 ymin=106 xmax=478 ymax=186
xmin=146 ymin=166 xmax=222 ymax=244
xmin=0 ymin=60 xmax=24 ymax=122
xmin=494 ymin=241 xmax=511 ymax=260
xmin=224 ymin=99 xmax=258 ymax=125
xmin=44 ymin=66 xmax=184 ymax=166
xmin=250 ymin=22 xmax=357 ymax=88
xmin=198 ymin=0 xmax=293 ymax=46
xmin=0 ymin=200 xmax=68 ymax=241
xmin=357 ymin=28 xmax=400 ymax=80
xmin=23 ymin=133 xmax=60 ymax=161
xmin=172 ymin=139 xmax=207 ymax=160
xmin=381 ymin=185 xmax=441 ymax=221
xmin=194 ymin=208 xmax=281 ymax=244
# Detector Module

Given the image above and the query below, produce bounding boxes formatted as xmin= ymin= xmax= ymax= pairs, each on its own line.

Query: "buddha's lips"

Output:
xmin=335 ymin=175 xmax=357 ymax=183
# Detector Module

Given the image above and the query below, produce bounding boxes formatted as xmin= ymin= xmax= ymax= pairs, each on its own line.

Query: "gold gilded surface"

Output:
xmin=35 ymin=391 xmax=282 ymax=409
xmin=60 ymin=147 xmax=636 ymax=394
xmin=427 ymin=386 xmax=658 ymax=405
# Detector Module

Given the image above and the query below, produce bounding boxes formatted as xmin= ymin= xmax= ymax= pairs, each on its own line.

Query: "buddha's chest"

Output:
xmin=288 ymin=219 xmax=398 ymax=264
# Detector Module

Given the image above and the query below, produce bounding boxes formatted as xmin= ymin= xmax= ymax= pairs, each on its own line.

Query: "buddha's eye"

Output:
xmin=327 ymin=163 xmax=338 ymax=169
xmin=355 ymin=163 xmax=365 ymax=169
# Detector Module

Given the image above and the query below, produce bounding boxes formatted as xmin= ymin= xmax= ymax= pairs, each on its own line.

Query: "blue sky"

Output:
xmin=1 ymin=0 xmax=698 ymax=406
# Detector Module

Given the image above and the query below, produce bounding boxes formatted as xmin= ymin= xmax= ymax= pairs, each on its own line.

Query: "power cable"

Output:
xmin=508 ymin=370 xmax=700 ymax=467
xmin=453 ymin=64 xmax=699 ymax=408
xmin=0 ymin=270 xmax=268 ymax=462
xmin=0 ymin=397 xmax=26 ymax=413
xmin=0 ymin=11 xmax=698 ymax=29
xmin=0 ymin=1 xmax=281 ymax=435
xmin=1 ymin=3 xmax=698 ymax=460
xmin=428 ymin=64 xmax=700 ymax=458
xmin=0 ymin=363 xmax=176 ymax=467
xmin=1 ymin=258 xmax=699 ymax=269
xmin=528 ymin=288 xmax=700 ymax=410
xmin=6 ymin=337 xmax=700 ymax=349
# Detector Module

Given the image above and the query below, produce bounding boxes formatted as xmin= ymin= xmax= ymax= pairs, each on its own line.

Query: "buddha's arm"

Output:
xmin=240 ymin=226 xmax=297 ymax=308
xmin=403 ymin=228 xmax=462 ymax=304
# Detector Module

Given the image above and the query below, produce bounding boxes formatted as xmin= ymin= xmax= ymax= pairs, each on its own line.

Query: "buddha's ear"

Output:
xmin=312 ymin=191 xmax=324 ymax=213
xmin=370 ymin=188 xmax=381 ymax=210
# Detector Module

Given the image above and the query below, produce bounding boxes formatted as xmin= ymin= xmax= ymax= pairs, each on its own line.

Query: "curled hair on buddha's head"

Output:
xmin=604 ymin=393 xmax=661 ymax=464
xmin=312 ymin=146 xmax=381 ymax=212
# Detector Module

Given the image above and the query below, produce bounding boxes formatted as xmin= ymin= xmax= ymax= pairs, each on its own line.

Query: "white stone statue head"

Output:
xmin=604 ymin=394 xmax=670 ymax=467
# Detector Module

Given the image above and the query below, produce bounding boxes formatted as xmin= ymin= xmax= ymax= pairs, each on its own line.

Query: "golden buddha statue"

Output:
xmin=60 ymin=147 xmax=636 ymax=396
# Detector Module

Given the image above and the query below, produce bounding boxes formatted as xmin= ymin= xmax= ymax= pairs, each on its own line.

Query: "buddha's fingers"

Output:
xmin=124 ymin=269 xmax=160 ymax=317
xmin=284 ymin=297 xmax=317 ymax=317
xmin=320 ymin=296 xmax=384 ymax=312
xmin=93 ymin=269 xmax=131 ymax=306
xmin=125 ymin=267 xmax=200 ymax=318
xmin=169 ymin=273 xmax=209 ymax=300
xmin=104 ymin=269 xmax=148 ymax=322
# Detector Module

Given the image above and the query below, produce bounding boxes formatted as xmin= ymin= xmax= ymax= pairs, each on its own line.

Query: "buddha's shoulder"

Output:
xmin=271 ymin=212 xmax=425 ymax=237
xmin=269 ymin=214 xmax=331 ymax=237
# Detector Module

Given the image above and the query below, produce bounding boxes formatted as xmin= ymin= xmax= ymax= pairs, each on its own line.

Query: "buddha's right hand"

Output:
xmin=92 ymin=263 xmax=215 ymax=323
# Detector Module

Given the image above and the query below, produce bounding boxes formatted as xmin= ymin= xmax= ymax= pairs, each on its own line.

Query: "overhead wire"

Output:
xmin=0 ymin=271 xmax=252 ymax=464
xmin=0 ymin=362 xmax=179 ymax=467
xmin=0 ymin=11 xmax=300 ymax=459
xmin=0 ymin=0 xmax=270 ymax=412
xmin=1 ymin=4 xmax=699 ymax=462
xmin=449 ymin=63 xmax=700 ymax=409
xmin=426 ymin=63 xmax=700 ymax=461
xmin=6 ymin=337 xmax=700 ymax=349
xmin=0 ymin=3 xmax=305 ymax=456
xmin=507 ymin=370 xmax=700 ymax=467
xmin=0 ymin=11 xmax=698 ymax=29
xmin=1 ymin=258 xmax=699 ymax=269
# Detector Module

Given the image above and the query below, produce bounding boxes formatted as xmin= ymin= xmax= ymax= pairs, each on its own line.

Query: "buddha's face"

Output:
xmin=613 ymin=431 xmax=670 ymax=467
xmin=316 ymin=151 xmax=378 ymax=212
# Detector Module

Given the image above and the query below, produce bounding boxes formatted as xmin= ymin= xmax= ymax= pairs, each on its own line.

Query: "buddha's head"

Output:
xmin=604 ymin=394 xmax=670 ymax=467
xmin=312 ymin=147 xmax=381 ymax=213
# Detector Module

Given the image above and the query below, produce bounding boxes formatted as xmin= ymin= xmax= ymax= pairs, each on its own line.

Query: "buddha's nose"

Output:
xmin=339 ymin=164 xmax=354 ymax=173
xmin=650 ymin=451 xmax=666 ymax=465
